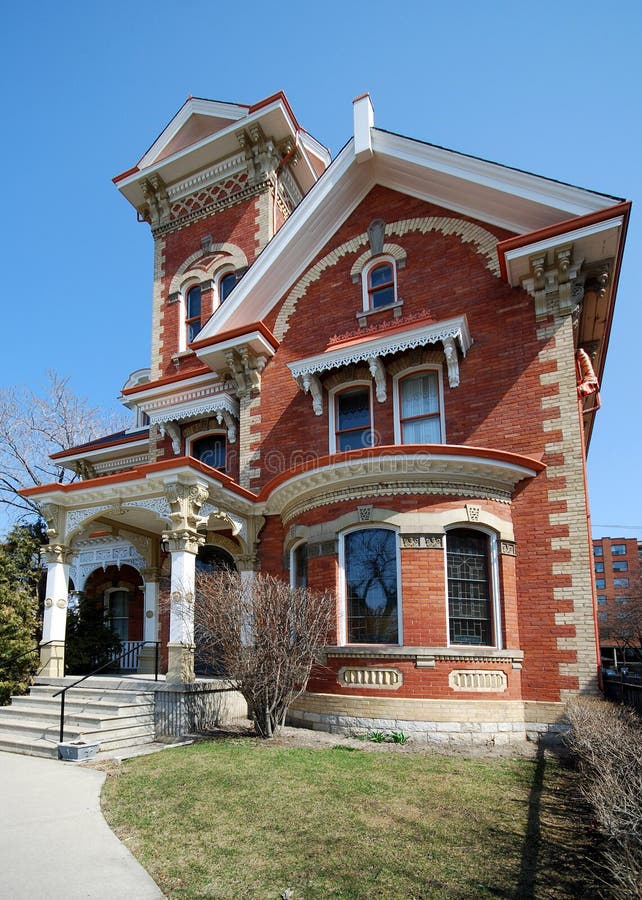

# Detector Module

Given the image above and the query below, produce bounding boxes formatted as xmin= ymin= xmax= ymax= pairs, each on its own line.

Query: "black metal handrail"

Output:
xmin=53 ymin=640 xmax=160 ymax=744
xmin=0 ymin=640 xmax=55 ymax=673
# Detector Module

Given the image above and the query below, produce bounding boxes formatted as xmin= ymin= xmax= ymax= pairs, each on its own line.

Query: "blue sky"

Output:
xmin=1 ymin=1 xmax=640 ymax=538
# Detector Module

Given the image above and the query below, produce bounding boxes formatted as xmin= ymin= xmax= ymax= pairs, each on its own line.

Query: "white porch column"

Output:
xmin=40 ymin=545 xmax=73 ymax=677
xmin=138 ymin=568 xmax=160 ymax=675
xmin=165 ymin=533 xmax=202 ymax=683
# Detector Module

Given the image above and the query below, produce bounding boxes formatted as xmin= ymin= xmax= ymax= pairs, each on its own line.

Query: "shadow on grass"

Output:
xmin=515 ymin=742 xmax=600 ymax=899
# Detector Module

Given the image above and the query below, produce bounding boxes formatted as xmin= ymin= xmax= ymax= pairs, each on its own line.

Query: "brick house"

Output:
xmin=24 ymin=91 xmax=631 ymax=743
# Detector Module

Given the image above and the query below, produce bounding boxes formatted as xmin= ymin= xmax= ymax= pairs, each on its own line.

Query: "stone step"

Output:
xmin=0 ymin=732 xmax=60 ymax=759
xmin=34 ymin=675 xmax=162 ymax=692
xmin=0 ymin=714 xmax=155 ymax=744
xmin=0 ymin=707 xmax=154 ymax=732
xmin=29 ymin=684 xmax=156 ymax=705
xmin=9 ymin=696 xmax=154 ymax=717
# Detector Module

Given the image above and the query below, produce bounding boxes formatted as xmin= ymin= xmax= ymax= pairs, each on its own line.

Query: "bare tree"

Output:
xmin=194 ymin=569 xmax=334 ymax=738
xmin=0 ymin=371 xmax=127 ymax=523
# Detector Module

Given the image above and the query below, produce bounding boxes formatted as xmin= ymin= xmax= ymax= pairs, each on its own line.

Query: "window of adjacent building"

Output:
xmin=597 ymin=595 xmax=607 ymax=606
xmin=594 ymin=562 xmax=604 ymax=573
xmin=611 ymin=544 xmax=626 ymax=555
xmin=186 ymin=285 xmax=202 ymax=343
xmin=191 ymin=434 xmax=226 ymax=472
xmin=614 ymin=577 xmax=629 ymax=588
xmin=446 ymin=528 xmax=495 ymax=646
xmin=398 ymin=371 xmax=441 ymax=443
xmin=333 ymin=386 xmax=373 ymax=452
xmin=343 ymin=528 xmax=399 ymax=644
xmin=593 ymin=546 xmax=603 ymax=556
xmin=291 ymin=542 xmax=308 ymax=589
xmin=595 ymin=578 xmax=606 ymax=589
xmin=362 ymin=258 xmax=397 ymax=311
xmin=612 ymin=560 xmax=628 ymax=572
xmin=598 ymin=611 xmax=607 ymax=623
xmin=616 ymin=596 xmax=629 ymax=604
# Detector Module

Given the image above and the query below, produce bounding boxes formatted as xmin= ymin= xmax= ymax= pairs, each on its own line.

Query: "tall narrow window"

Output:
xmin=335 ymin=387 xmax=372 ymax=451
xmin=192 ymin=434 xmax=226 ymax=472
xmin=367 ymin=262 xmax=395 ymax=309
xmin=219 ymin=271 xmax=236 ymax=304
xmin=447 ymin=529 xmax=493 ymax=645
xmin=399 ymin=372 xmax=441 ymax=443
xmin=105 ymin=589 xmax=129 ymax=641
xmin=344 ymin=528 xmax=399 ymax=643
xmin=186 ymin=285 xmax=202 ymax=342
xmin=291 ymin=543 xmax=308 ymax=589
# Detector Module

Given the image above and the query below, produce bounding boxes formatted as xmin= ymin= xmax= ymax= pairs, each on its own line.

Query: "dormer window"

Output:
xmin=186 ymin=285 xmax=202 ymax=343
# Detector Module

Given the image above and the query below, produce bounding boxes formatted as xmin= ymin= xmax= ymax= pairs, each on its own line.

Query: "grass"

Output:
xmin=101 ymin=738 xmax=598 ymax=899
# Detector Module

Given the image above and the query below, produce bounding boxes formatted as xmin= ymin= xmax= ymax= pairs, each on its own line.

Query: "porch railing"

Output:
xmin=115 ymin=641 xmax=146 ymax=671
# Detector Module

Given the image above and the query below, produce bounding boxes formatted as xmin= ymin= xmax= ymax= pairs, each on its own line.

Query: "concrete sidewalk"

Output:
xmin=0 ymin=751 xmax=164 ymax=899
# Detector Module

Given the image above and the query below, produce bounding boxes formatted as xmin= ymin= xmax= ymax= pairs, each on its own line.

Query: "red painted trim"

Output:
xmin=51 ymin=431 xmax=149 ymax=459
xmin=248 ymin=91 xmax=300 ymax=132
xmin=190 ymin=321 xmax=279 ymax=352
xmin=327 ymin=314 xmax=437 ymax=351
xmin=497 ymin=201 xmax=631 ymax=281
xmin=112 ymin=165 xmax=140 ymax=184
xmin=256 ymin=444 xmax=546 ymax=502
xmin=121 ymin=366 xmax=212 ymax=396
xmin=20 ymin=456 xmax=257 ymax=502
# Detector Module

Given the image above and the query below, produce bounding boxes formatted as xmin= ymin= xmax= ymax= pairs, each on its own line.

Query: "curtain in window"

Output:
xmin=401 ymin=373 xmax=440 ymax=442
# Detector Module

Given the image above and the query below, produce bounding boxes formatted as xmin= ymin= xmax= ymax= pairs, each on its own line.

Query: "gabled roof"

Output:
xmin=113 ymin=91 xmax=331 ymax=210
xmin=194 ymin=94 xmax=628 ymax=346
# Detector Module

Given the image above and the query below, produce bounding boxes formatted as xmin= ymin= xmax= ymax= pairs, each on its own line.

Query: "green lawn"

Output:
xmin=101 ymin=738 xmax=598 ymax=899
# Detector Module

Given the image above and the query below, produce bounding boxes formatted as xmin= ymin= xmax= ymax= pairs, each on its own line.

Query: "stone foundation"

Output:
xmin=287 ymin=693 xmax=570 ymax=746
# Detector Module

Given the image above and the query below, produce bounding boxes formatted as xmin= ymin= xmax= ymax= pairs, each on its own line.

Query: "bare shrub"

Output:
xmin=194 ymin=569 xmax=333 ymax=738
xmin=565 ymin=696 xmax=642 ymax=898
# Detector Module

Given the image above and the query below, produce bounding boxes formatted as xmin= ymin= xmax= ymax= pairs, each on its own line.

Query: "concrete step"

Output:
xmin=34 ymin=675 xmax=162 ymax=692
xmin=0 ymin=732 xmax=60 ymax=759
xmin=0 ymin=714 xmax=155 ymax=743
xmin=9 ymin=696 xmax=154 ymax=717
xmin=0 ymin=707 xmax=154 ymax=732
xmin=28 ymin=684 xmax=156 ymax=705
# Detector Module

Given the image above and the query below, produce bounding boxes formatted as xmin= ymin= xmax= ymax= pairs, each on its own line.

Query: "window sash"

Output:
xmin=345 ymin=529 xmax=399 ymax=644
xmin=447 ymin=530 xmax=492 ymax=645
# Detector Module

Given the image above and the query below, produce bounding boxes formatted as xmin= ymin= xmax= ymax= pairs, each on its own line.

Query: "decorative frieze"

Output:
xmin=400 ymin=533 xmax=443 ymax=549
xmin=338 ymin=667 xmax=403 ymax=689
xmin=448 ymin=670 xmax=507 ymax=692
xmin=500 ymin=540 xmax=517 ymax=556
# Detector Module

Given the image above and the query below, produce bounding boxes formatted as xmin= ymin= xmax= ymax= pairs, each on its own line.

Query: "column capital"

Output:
xmin=164 ymin=479 xmax=209 ymax=530
xmin=162 ymin=529 xmax=204 ymax=555
xmin=141 ymin=566 xmax=161 ymax=582
xmin=42 ymin=544 xmax=74 ymax=566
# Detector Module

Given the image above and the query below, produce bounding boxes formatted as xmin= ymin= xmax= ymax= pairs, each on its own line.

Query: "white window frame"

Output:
xmin=186 ymin=429 xmax=227 ymax=471
xmin=361 ymin=256 xmax=398 ymax=312
xmin=329 ymin=382 xmax=375 ymax=454
xmin=338 ymin=525 xmax=402 ymax=646
xmin=392 ymin=365 xmax=446 ymax=445
xmin=443 ymin=526 xmax=502 ymax=649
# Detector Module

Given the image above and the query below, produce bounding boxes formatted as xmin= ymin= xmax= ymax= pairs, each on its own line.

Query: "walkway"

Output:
xmin=0 ymin=751 xmax=164 ymax=899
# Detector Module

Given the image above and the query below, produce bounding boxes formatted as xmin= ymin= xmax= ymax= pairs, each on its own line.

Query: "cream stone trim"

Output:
xmin=350 ymin=243 xmax=407 ymax=281
xmin=168 ymin=243 xmax=249 ymax=296
xmin=537 ymin=311 xmax=599 ymax=694
xmin=338 ymin=667 xmax=403 ymax=689
xmin=448 ymin=670 xmax=508 ymax=692
xmin=274 ymin=217 xmax=500 ymax=340
xmin=150 ymin=237 xmax=167 ymax=379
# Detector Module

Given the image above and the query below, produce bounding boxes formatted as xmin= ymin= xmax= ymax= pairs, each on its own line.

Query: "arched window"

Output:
xmin=343 ymin=528 xmax=399 ymax=644
xmin=333 ymin=386 xmax=373 ymax=452
xmin=185 ymin=285 xmax=202 ymax=343
xmin=366 ymin=260 xmax=396 ymax=309
xmin=446 ymin=528 xmax=494 ymax=646
xmin=196 ymin=544 xmax=236 ymax=573
xmin=191 ymin=434 xmax=226 ymax=472
xmin=219 ymin=271 xmax=237 ymax=305
xmin=398 ymin=371 xmax=442 ymax=443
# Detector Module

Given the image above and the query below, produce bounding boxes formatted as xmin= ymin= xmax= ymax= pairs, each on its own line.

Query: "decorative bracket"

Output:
xmin=368 ymin=356 xmax=387 ymax=402
xmin=521 ymin=245 xmax=585 ymax=320
xmin=160 ymin=421 xmax=182 ymax=455
xmin=225 ymin=344 xmax=266 ymax=398
xmin=442 ymin=337 xmax=460 ymax=388
xmin=216 ymin=409 xmax=237 ymax=443
xmin=298 ymin=373 xmax=324 ymax=416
